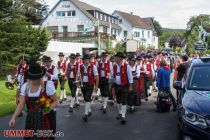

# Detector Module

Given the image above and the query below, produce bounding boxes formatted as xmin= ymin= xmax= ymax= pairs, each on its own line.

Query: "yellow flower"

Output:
xmin=46 ymin=103 xmax=50 ymax=108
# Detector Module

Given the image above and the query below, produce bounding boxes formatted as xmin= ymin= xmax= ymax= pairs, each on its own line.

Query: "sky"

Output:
xmin=44 ymin=0 xmax=210 ymax=29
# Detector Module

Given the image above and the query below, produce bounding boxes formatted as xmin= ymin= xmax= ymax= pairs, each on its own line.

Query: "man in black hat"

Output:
xmin=65 ymin=54 xmax=78 ymax=112
xmin=98 ymin=52 xmax=112 ymax=114
xmin=42 ymin=56 xmax=59 ymax=89
xmin=77 ymin=54 xmax=99 ymax=122
xmin=57 ymin=52 xmax=67 ymax=103
xmin=112 ymin=52 xmax=133 ymax=124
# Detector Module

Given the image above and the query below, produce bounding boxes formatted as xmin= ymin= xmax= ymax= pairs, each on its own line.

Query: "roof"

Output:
xmin=41 ymin=0 xmax=121 ymax=29
xmin=192 ymin=57 xmax=210 ymax=66
xmin=142 ymin=17 xmax=158 ymax=36
xmin=114 ymin=10 xmax=152 ymax=30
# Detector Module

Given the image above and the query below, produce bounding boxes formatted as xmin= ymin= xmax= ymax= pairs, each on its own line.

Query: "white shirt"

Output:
xmin=68 ymin=62 xmax=76 ymax=79
xmin=77 ymin=64 xmax=98 ymax=82
xmin=99 ymin=60 xmax=113 ymax=78
xmin=57 ymin=60 xmax=66 ymax=75
xmin=130 ymin=64 xmax=140 ymax=78
xmin=20 ymin=81 xmax=56 ymax=97
xmin=43 ymin=65 xmax=58 ymax=81
xmin=112 ymin=63 xmax=133 ymax=85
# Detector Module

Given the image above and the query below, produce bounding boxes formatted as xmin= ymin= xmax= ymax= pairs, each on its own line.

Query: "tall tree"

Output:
xmin=153 ymin=20 xmax=163 ymax=36
xmin=0 ymin=0 xmax=49 ymax=72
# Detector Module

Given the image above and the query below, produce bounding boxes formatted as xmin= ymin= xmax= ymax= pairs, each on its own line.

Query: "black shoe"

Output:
xmin=69 ymin=107 xmax=73 ymax=112
xmin=172 ymin=108 xmax=177 ymax=112
xmin=148 ymin=93 xmax=151 ymax=96
xmin=121 ymin=117 xmax=127 ymax=125
xmin=74 ymin=103 xmax=80 ymax=108
xmin=145 ymin=98 xmax=148 ymax=101
xmin=82 ymin=115 xmax=88 ymax=122
xmin=130 ymin=107 xmax=135 ymax=113
xmin=103 ymin=108 xmax=107 ymax=114
xmin=116 ymin=114 xmax=122 ymax=120
xmin=63 ymin=98 xmax=67 ymax=101
xmin=18 ymin=112 xmax=23 ymax=117
xmin=59 ymin=100 xmax=63 ymax=104
xmin=99 ymin=106 xmax=103 ymax=111
xmin=88 ymin=112 xmax=92 ymax=117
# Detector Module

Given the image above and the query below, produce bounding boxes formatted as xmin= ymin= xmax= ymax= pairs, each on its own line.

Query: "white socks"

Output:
xmin=97 ymin=88 xmax=101 ymax=96
xmin=60 ymin=90 xmax=64 ymax=100
xmin=117 ymin=104 xmax=122 ymax=114
xmin=64 ymin=90 xmax=67 ymax=98
xmin=103 ymin=97 xmax=108 ymax=109
xmin=121 ymin=105 xmax=127 ymax=118
xmin=70 ymin=96 xmax=75 ymax=108
xmin=85 ymin=102 xmax=91 ymax=115
xmin=75 ymin=88 xmax=80 ymax=104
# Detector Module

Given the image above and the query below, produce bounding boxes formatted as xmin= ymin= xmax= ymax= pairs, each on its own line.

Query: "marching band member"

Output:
xmin=112 ymin=52 xmax=133 ymax=124
xmin=42 ymin=56 xmax=59 ymax=89
xmin=77 ymin=54 xmax=99 ymax=122
xmin=65 ymin=54 xmax=78 ymax=112
xmin=57 ymin=52 xmax=67 ymax=104
xmin=98 ymin=52 xmax=112 ymax=114
xmin=16 ymin=56 xmax=28 ymax=117
xmin=75 ymin=53 xmax=83 ymax=107
xmin=128 ymin=56 xmax=140 ymax=113
xmin=143 ymin=55 xmax=154 ymax=101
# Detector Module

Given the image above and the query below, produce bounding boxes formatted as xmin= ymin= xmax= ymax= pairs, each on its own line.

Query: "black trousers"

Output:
xmin=81 ymin=83 xmax=94 ymax=102
xmin=115 ymin=84 xmax=129 ymax=105
xmin=100 ymin=78 xmax=109 ymax=97
xmin=68 ymin=78 xmax=77 ymax=97
xmin=59 ymin=75 xmax=66 ymax=90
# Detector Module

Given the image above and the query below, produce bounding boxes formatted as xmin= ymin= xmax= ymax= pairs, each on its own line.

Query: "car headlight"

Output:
xmin=183 ymin=110 xmax=208 ymax=129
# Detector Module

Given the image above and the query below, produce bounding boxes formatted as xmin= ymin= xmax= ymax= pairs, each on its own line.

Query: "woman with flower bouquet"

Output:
xmin=9 ymin=62 xmax=58 ymax=140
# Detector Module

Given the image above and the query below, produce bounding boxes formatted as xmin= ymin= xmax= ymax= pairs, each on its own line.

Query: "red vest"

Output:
xmin=98 ymin=61 xmax=110 ymax=79
xmin=67 ymin=63 xmax=78 ymax=80
xmin=46 ymin=65 xmax=58 ymax=88
xmin=146 ymin=63 xmax=152 ymax=78
xmin=17 ymin=64 xmax=28 ymax=75
xmin=113 ymin=63 xmax=129 ymax=86
xmin=77 ymin=59 xmax=83 ymax=65
xmin=57 ymin=60 xmax=67 ymax=73
xmin=80 ymin=64 xmax=95 ymax=86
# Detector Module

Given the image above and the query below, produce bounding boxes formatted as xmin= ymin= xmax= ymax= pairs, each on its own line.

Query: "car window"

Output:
xmin=188 ymin=66 xmax=210 ymax=91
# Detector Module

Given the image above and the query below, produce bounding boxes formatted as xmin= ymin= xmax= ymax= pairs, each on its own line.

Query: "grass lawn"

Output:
xmin=0 ymin=79 xmax=71 ymax=117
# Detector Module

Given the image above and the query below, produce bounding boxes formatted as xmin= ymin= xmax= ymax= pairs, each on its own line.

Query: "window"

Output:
xmin=67 ymin=11 xmax=71 ymax=16
xmin=72 ymin=10 xmax=76 ymax=16
xmin=103 ymin=27 xmax=107 ymax=33
xmin=108 ymin=16 xmax=111 ymax=22
xmin=142 ymin=30 xmax=144 ymax=38
xmin=56 ymin=11 xmax=61 ymax=16
xmin=124 ymin=30 xmax=127 ymax=37
xmin=134 ymin=32 xmax=140 ymax=38
xmin=77 ymin=25 xmax=84 ymax=32
xmin=61 ymin=11 xmax=65 ymax=16
xmin=95 ymin=12 xmax=98 ymax=18
xmin=119 ymin=19 xmax=122 ymax=24
xmin=104 ymin=15 xmax=107 ymax=21
xmin=111 ymin=18 xmax=114 ymax=23
xmin=100 ymin=13 xmax=103 ymax=20
xmin=62 ymin=26 xmax=68 ymax=32
xmin=148 ymin=31 xmax=150 ymax=38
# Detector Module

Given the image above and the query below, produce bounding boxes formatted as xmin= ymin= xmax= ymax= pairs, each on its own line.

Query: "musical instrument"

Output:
xmin=5 ymin=75 xmax=18 ymax=90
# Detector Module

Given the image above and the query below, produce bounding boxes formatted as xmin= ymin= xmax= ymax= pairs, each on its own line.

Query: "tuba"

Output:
xmin=5 ymin=75 xmax=18 ymax=90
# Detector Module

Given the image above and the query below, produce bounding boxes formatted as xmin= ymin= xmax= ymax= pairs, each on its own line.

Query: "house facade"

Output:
xmin=41 ymin=0 xmax=121 ymax=40
xmin=112 ymin=11 xmax=158 ymax=49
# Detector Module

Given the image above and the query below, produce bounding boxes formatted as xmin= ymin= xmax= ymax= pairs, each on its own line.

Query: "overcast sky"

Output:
xmin=44 ymin=0 xmax=210 ymax=29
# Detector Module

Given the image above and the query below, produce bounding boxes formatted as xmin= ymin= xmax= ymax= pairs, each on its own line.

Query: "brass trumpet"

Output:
xmin=5 ymin=75 xmax=18 ymax=90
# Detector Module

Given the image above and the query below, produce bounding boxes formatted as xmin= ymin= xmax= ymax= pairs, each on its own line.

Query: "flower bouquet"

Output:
xmin=37 ymin=96 xmax=52 ymax=114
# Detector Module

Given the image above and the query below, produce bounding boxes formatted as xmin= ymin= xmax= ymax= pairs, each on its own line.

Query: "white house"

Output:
xmin=41 ymin=0 xmax=121 ymax=40
xmin=112 ymin=11 xmax=158 ymax=49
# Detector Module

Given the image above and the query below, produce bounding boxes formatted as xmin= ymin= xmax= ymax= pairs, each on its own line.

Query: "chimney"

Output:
xmin=131 ymin=12 xmax=133 ymax=15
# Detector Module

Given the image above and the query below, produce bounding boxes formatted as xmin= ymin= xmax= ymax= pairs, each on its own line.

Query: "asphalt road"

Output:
xmin=0 ymin=77 xmax=178 ymax=140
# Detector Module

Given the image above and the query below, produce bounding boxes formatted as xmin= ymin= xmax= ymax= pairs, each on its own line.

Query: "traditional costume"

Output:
xmin=21 ymin=62 xmax=56 ymax=140
xmin=112 ymin=52 xmax=133 ymax=124
xmin=77 ymin=54 xmax=99 ymax=122
xmin=57 ymin=52 xmax=67 ymax=103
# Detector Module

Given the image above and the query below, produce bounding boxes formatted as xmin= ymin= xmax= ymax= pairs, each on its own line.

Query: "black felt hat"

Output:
xmin=76 ymin=53 xmax=81 ymax=57
xmin=25 ymin=62 xmax=46 ymax=80
xmin=83 ymin=54 xmax=91 ymax=60
xmin=69 ymin=53 xmax=76 ymax=59
xmin=58 ymin=52 xmax=65 ymax=56
xmin=42 ymin=56 xmax=53 ymax=62
xmin=114 ymin=52 xmax=125 ymax=58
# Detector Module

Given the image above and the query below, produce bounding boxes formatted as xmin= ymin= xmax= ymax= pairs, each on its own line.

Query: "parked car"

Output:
xmin=174 ymin=56 xmax=210 ymax=140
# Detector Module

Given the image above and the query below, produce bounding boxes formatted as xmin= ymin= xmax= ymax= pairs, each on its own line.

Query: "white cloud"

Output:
xmin=44 ymin=0 xmax=210 ymax=29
